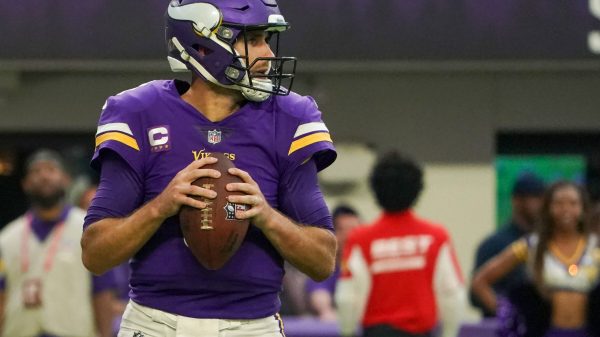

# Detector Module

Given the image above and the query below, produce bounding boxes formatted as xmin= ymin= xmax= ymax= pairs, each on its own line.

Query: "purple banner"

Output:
xmin=1 ymin=0 xmax=600 ymax=60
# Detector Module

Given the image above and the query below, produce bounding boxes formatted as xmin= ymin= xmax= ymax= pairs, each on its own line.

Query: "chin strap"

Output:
xmin=240 ymin=85 xmax=271 ymax=102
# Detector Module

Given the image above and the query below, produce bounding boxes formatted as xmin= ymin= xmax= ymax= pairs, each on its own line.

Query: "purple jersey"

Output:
xmin=88 ymin=80 xmax=336 ymax=319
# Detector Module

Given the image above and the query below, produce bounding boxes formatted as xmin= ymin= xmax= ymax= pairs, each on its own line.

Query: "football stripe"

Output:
xmin=275 ymin=313 xmax=287 ymax=337
xmin=96 ymin=122 xmax=133 ymax=136
xmin=95 ymin=132 xmax=140 ymax=151
xmin=293 ymin=122 xmax=329 ymax=138
xmin=288 ymin=132 xmax=332 ymax=155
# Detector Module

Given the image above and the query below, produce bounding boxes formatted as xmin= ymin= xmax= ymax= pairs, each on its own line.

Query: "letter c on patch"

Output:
xmin=148 ymin=127 xmax=169 ymax=146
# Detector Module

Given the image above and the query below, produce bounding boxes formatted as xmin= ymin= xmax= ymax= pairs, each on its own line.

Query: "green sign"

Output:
xmin=495 ymin=155 xmax=586 ymax=228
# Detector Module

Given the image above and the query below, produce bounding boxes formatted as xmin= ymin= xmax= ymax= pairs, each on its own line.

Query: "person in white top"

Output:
xmin=472 ymin=180 xmax=600 ymax=337
xmin=0 ymin=149 xmax=116 ymax=337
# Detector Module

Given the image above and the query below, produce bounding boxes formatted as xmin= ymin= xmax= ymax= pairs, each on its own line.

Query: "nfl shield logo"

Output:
xmin=207 ymin=129 xmax=222 ymax=144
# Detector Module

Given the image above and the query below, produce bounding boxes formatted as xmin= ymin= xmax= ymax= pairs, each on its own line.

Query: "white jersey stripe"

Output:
xmin=370 ymin=256 xmax=426 ymax=274
xmin=96 ymin=123 xmax=133 ymax=136
xmin=293 ymin=122 xmax=329 ymax=138
xmin=433 ymin=243 xmax=466 ymax=337
xmin=335 ymin=246 xmax=371 ymax=337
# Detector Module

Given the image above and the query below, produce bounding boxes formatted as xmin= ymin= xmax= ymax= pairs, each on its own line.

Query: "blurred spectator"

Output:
xmin=336 ymin=150 xmax=465 ymax=337
xmin=74 ymin=181 xmax=130 ymax=334
xmin=280 ymin=262 xmax=310 ymax=316
xmin=472 ymin=181 xmax=599 ymax=337
xmin=306 ymin=205 xmax=361 ymax=321
xmin=109 ymin=262 xmax=130 ymax=326
xmin=0 ymin=149 xmax=116 ymax=337
xmin=470 ymin=172 xmax=545 ymax=317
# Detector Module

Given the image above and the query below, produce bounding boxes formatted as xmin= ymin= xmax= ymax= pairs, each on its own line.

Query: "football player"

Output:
xmin=81 ymin=1 xmax=337 ymax=336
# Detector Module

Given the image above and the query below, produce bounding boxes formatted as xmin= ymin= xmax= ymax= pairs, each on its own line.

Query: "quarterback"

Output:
xmin=81 ymin=1 xmax=337 ymax=336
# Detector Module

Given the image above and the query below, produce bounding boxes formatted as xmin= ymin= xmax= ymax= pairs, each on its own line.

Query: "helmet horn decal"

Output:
xmin=167 ymin=2 xmax=222 ymax=36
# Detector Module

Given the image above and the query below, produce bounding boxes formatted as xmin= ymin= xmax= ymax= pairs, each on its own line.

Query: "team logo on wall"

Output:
xmin=147 ymin=126 xmax=171 ymax=152
xmin=208 ymin=129 xmax=222 ymax=144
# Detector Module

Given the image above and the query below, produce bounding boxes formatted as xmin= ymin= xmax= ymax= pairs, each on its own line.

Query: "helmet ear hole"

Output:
xmin=192 ymin=44 xmax=214 ymax=57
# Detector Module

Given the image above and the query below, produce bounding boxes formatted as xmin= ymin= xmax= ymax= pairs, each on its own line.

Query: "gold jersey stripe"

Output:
xmin=288 ymin=132 xmax=332 ymax=155
xmin=511 ymin=239 xmax=528 ymax=262
xmin=275 ymin=313 xmax=286 ymax=337
xmin=96 ymin=132 xmax=140 ymax=151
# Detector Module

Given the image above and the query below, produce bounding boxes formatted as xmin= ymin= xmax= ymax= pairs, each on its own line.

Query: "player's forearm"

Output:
xmin=81 ymin=200 xmax=166 ymax=275
xmin=260 ymin=209 xmax=336 ymax=281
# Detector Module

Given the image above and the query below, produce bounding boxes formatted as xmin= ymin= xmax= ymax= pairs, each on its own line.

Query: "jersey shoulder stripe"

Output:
xmin=96 ymin=122 xmax=133 ymax=136
xmin=95 ymin=132 xmax=140 ymax=151
xmin=293 ymin=122 xmax=329 ymax=138
xmin=288 ymin=132 xmax=332 ymax=155
xmin=95 ymin=122 xmax=140 ymax=151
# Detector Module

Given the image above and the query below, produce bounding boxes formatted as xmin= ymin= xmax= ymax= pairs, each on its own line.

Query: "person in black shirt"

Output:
xmin=470 ymin=172 xmax=545 ymax=317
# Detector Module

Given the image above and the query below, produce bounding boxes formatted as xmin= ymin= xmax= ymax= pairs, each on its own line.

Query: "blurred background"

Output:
xmin=1 ymin=0 xmax=600 ymax=333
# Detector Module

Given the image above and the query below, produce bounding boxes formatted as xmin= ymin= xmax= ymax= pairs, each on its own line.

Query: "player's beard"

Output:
xmin=26 ymin=188 xmax=66 ymax=209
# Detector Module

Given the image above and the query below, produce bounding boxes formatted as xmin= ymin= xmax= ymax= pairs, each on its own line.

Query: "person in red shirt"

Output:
xmin=336 ymin=150 xmax=466 ymax=337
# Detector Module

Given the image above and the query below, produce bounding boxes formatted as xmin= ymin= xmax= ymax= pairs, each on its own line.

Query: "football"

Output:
xmin=179 ymin=153 xmax=250 ymax=270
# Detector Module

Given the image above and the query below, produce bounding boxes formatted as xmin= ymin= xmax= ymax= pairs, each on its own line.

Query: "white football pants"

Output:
xmin=118 ymin=301 xmax=286 ymax=337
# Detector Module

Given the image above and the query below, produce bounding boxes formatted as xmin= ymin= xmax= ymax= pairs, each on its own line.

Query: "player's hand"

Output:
xmin=151 ymin=157 xmax=221 ymax=218
xmin=225 ymin=167 xmax=274 ymax=229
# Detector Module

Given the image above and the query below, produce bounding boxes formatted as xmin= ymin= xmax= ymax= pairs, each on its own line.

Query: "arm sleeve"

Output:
xmin=91 ymin=95 xmax=145 ymax=179
xmin=83 ymin=151 xmax=144 ymax=229
xmin=335 ymin=236 xmax=371 ymax=336
xmin=278 ymin=95 xmax=336 ymax=173
xmin=433 ymin=242 xmax=467 ymax=337
xmin=278 ymin=159 xmax=333 ymax=230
